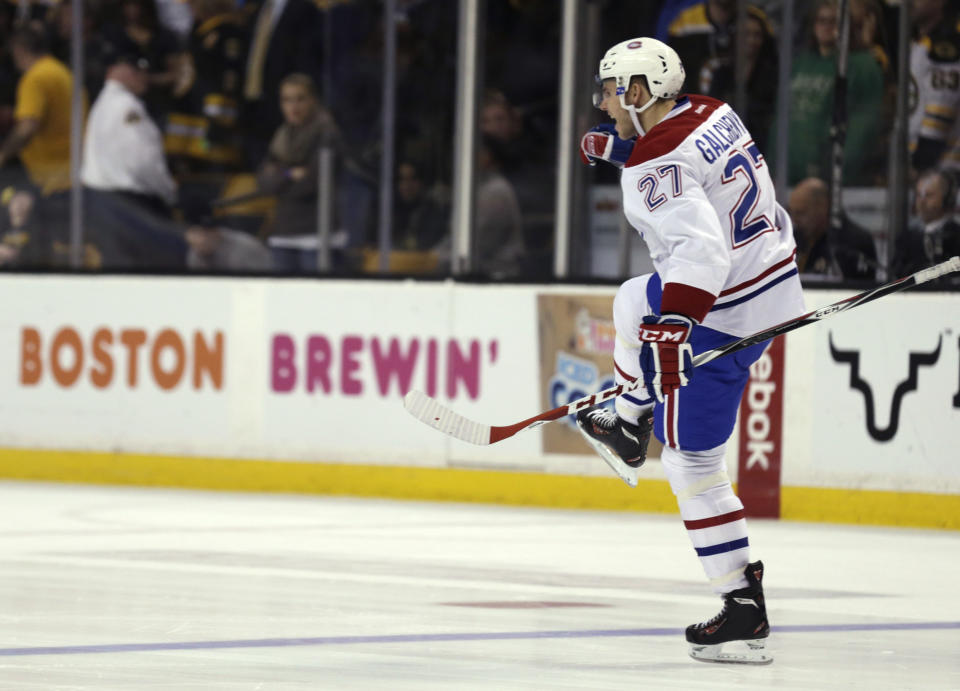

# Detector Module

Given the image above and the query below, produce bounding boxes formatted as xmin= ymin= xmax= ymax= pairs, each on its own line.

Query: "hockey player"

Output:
xmin=577 ymin=37 xmax=805 ymax=665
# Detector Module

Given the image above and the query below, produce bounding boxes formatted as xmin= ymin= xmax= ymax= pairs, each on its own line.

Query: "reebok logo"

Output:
xmin=744 ymin=349 xmax=776 ymax=470
xmin=736 ymin=336 xmax=784 ymax=519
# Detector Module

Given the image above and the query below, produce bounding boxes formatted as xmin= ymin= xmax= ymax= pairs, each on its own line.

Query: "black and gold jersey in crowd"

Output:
xmin=909 ymin=18 xmax=960 ymax=171
xmin=165 ymin=12 xmax=248 ymax=168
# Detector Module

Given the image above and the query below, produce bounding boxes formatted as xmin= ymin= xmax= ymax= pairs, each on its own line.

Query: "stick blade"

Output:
xmin=403 ymin=390 xmax=492 ymax=446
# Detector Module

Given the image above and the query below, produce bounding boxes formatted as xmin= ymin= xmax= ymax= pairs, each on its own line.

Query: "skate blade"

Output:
xmin=689 ymin=639 xmax=773 ymax=665
xmin=575 ymin=423 xmax=639 ymax=488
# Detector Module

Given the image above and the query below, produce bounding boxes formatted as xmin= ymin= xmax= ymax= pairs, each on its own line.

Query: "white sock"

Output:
xmin=661 ymin=446 xmax=750 ymax=593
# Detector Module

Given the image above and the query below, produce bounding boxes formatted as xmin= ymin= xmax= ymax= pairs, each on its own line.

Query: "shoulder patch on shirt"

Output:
xmin=125 ymin=110 xmax=142 ymax=124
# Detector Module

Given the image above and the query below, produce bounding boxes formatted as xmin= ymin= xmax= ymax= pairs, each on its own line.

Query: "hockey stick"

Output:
xmin=403 ymin=256 xmax=960 ymax=446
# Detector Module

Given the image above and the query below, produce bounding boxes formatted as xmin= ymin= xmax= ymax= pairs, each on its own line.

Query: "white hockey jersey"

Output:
xmin=908 ymin=30 xmax=960 ymax=170
xmin=620 ymin=94 xmax=805 ymax=337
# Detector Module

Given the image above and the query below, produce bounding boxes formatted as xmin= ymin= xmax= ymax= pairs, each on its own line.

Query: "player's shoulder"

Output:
xmin=624 ymin=94 xmax=728 ymax=169
xmin=919 ymin=21 xmax=960 ymax=63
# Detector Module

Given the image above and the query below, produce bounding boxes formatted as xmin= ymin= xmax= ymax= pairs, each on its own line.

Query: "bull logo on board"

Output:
xmin=828 ymin=332 xmax=942 ymax=442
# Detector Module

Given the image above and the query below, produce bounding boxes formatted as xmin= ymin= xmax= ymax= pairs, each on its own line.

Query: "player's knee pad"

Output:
xmin=660 ymin=444 xmax=731 ymax=504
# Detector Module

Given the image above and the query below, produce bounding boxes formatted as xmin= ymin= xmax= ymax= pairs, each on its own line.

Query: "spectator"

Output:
xmin=486 ymin=0 xmax=560 ymax=112
xmin=82 ymin=53 xmax=177 ymax=218
xmin=46 ymin=0 xmax=111 ymax=100
xmin=82 ymin=53 xmax=186 ymax=269
xmin=479 ymin=89 xmax=553 ymax=258
xmin=785 ymin=0 xmax=885 ymax=186
xmin=241 ymin=0 xmax=323 ymax=161
xmin=321 ymin=9 xmax=387 ymax=246
xmin=908 ymin=0 xmax=960 ymax=174
xmin=701 ymin=7 xmax=778 ymax=152
xmin=433 ymin=136 xmax=523 ymax=277
xmin=475 ymin=136 xmax=523 ymax=278
xmin=394 ymin=18 xmax=453 ymax=175
xmin=100 ymin=0 xmax=188 ymax=122
xmin=0 ymin=27 xmax=72 ymax=194
xmin=0 ymin=26 xmax=76 ymax=265
xmin=894 ymin=169 xmax=960 ymax=276
xmin=164 ymin=0 xmax=248 ymax=172
xmin=655 ymin=0 xmax=703 ymax=41
xmin=393 ymin=159 xmax=448 ymax=251
xmin=323 ymin=4 xmax=457 ymax=249
xmin=850 ymin=0 xmax=890 ymax=74
xmin=155 ymin=0 xmax=195 ymax=41
xmin=256 ymin=73 xmax=340 ymax=273
xmin=667 ymin=0 xmax=739 ymax=92
xmin=789 ymin=177 xmax=877 ymax=280
xmin=850 ymin=0 xmax=896 ymax=169
xmin=182 ymin=197 xmax=273 ymax=272
xmin=0 ymin=186 xmax=46 ymax=267
xmin=480 ymin=91 xmax=521 ymax=150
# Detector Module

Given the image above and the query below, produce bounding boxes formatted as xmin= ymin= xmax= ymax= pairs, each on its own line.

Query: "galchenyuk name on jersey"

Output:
xmin=694 ymin=111 xmax=750 ymax=164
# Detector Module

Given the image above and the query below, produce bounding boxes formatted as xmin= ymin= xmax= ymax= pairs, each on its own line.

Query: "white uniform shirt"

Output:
xmin=620 ymin=94 xmax=805 ymax=337
xmin=81 ymin=80 xmax=177 ymax=205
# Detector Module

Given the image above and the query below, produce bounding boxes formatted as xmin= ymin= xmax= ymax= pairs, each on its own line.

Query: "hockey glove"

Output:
xmin=638 ymin=314 xmax=694 ymax=402
xmin=579 ymin=123 xmax=635 ymax=168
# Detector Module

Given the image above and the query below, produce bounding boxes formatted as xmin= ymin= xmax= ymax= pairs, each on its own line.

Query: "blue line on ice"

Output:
xmin=1 ymin=622 xmax=957 ymax=657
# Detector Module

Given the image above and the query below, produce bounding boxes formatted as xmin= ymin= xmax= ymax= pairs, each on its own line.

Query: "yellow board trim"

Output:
xmin=781 ymin=486 xmax=960 ymax=531
xmin=0 ymin=448 xmax=677 ymax=514
xmin=0 ymin=449 xmax=957 ymax=530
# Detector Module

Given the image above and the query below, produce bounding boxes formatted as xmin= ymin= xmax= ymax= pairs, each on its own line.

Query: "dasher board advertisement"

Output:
xmin=0 ymin=276 xmax=543 ymax=466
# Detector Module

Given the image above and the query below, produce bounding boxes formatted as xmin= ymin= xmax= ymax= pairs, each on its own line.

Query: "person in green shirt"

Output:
xmin=785 ymin=0 xmax=885 ymax=186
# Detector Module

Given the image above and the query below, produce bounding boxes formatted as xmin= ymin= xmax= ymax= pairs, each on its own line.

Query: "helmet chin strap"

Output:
xmin=621 ymin=91 xmax=659 ymax=138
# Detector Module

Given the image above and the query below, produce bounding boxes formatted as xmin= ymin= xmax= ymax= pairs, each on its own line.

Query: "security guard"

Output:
xmin=81 ymin=52 xmax=177 ymax=215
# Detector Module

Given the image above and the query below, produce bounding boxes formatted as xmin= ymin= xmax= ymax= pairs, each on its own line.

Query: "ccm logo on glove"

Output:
xmin=637 ymin=314 xmax=694 ymax=402
xmin=639 ymin=324 xmax=688 ymax=343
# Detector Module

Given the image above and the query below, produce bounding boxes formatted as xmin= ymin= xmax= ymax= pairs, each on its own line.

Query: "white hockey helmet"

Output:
xmin=595 ymin=38 xmax=685 ymax=134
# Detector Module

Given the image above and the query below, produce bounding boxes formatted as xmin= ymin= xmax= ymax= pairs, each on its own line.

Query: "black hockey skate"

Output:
xmin=575 ymin=406 xmax=652 ymax=488
xmin=686 ymin=560 xmax=772 ymax=665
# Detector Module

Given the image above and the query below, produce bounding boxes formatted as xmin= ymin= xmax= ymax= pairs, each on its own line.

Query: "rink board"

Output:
xmin=0 ymin=275 xmax=957 ymax=528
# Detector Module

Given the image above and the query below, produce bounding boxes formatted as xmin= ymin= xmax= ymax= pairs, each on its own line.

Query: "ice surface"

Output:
xmin=0 ymin=480 xmax=957 ymax=690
